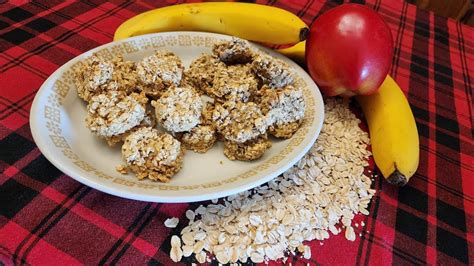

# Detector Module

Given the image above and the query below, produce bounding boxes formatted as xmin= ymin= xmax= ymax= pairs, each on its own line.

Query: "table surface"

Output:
xmin=1 ymin=0 xmax=473 ymax=265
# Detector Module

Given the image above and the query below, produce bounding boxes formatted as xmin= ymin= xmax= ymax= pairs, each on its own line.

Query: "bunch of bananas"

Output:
xmin=114 ymin=2 xmax=419 ymax=186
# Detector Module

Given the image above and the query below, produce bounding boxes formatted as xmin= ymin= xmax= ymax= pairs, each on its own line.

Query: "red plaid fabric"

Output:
xmin=1 ymin=0 xmax=473 ymax=265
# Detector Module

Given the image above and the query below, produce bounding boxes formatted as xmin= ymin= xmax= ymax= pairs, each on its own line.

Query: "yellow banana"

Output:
xmin=114 ymin=3 xmax=309 ymax=45
xmin=356 ymin=76 xmax=419 ymax=186
xmin=277 ymin=41 xmax=306 ymax=65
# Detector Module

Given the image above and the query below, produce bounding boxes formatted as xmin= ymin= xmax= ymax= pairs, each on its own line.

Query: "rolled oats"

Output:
xmin=164 ymin=217 xmax=179 ymax=228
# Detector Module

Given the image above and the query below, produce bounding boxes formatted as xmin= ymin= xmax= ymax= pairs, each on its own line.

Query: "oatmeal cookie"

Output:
xmin=180 ymin=125 xmax=217 ymax=153
xmin=210 ymin=64 xmax=259 ymax=103
xmin=212 ymin=38 xmax=254 ymax=64
xmin=152 ymin=86 xmax=202 ymax=133
xmin=109 ymin=57 xmax=141 ymax=94
xmin=185 ymin=54 xmax=222 ymax=95
xmin=74 ymin=55 xmax=139 ymax=102
xmin=201 ymin=102 xmax=215 ymax=125
xmin=85 ymin=91 xmax=148 ymax=145
xmin=137 ymin=50 xmax=184 ymax=98
xmin=251 ymin=53 xmax=294 ymax=88
xmin=105 ymin=108 xmax=157 ymax=146
xmin=224 ymin=134 xmax=272 ymax=161
xmin=212 ymin=101 xmax=267 ymax=143
xmin=260 ymin=85 xmax=305 ymax=138
xmin=122 ymin=127 xmax=184 ymax=182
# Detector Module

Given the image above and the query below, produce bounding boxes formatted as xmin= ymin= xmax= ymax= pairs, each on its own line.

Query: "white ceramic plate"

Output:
xmin=30 ymin=32 xmax=324 ymax=203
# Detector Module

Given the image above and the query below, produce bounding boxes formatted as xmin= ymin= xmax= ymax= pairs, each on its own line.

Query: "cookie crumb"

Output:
xmin=115 ymin=164 xmax=128 ymax=174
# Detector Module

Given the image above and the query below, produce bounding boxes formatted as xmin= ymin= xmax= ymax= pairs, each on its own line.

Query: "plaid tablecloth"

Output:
xmin=1 ymin=0 xmax=473 ymax=265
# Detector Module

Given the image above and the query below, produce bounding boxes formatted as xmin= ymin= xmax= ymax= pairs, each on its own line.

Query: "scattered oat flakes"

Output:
xmin=164 ymin=217 xmax=179 ymax=228
xmin=303 ymin=245 xmax=311 ymax=259
xmin=170 ymin=235 xmax=183 ymax=262
xmin=185 ymin=210 xmax=195 ymax=221
xmin=345 ymin=226 xmax=356 ymax=241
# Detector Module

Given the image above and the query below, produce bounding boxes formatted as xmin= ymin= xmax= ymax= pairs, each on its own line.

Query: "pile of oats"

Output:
xmin=168 ymin=98 xmax=375 ymax=264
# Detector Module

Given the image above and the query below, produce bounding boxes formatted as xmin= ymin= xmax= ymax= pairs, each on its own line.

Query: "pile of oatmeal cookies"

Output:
xmin=73 ymin=38 xmax=306 ymax=182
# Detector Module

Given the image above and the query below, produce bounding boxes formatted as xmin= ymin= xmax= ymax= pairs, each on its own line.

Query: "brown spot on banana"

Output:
xmin=386 ymin=169 xmax=408 ymax=186
xmin=299 ymin=27 xmax=309 ymax=42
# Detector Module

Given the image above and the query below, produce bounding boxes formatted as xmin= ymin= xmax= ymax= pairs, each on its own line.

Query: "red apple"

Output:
xmin=306 ymin=4 xmax=393 ymax=96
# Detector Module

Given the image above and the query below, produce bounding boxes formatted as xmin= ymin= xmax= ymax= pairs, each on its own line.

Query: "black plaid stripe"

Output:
xmin=109 ymin=206 xmax=160 ymax=264
xmin=1 ymin=26 xmax=35 ymax=45
xmin=0 ymin=92 xmax=37 ymax=121
xmin=454 ymin=24 xmax=473 ymax=123
xmin=413 ymin=172 xmax=474 ymax=202
xmin=396 ymin=208 xmax=428 ymax=245
xmin=398 ymin=185 xmax=428 ymax=213
xmin=0 ymin=132 xmax=35 ymax=165
xmin=0 ymin=178 xmax=39 ymax=219
xmin=25 ymin=18 xmax=56 ymax=33
xmin=361 ymin=225 xmax=427 ymax=264
xmin=13 ymin=185 xmax=91 ymax=264
xmin=361 ymin=175 xmax=383 ymax=265
xmin=31 ymin=1 xmax=113 ymax=39
xmin=432 ymin=15 xmax=469 ymax=265
xmin=2 ymin=7 xmax=33 ymax=22
xmin=437 ymin=227 xmax=468 ymax=264
xmin=22 ymin=156 xmax=63 ymax=185
xmin=390 ymin=1 xmax=408 ymax=78
xmin=99 ymin=203 xmax=156 ymax=264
